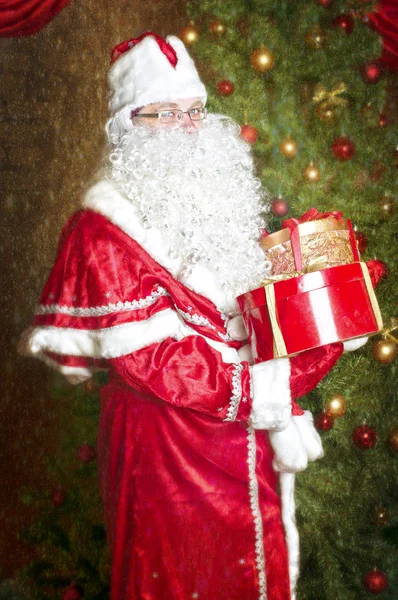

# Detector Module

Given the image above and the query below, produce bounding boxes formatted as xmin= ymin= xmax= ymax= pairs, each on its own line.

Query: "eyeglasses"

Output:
xmin=132 ymin=107 xmax=208 ymax=124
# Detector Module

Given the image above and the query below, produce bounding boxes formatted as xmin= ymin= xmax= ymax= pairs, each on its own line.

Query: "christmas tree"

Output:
xmin=180 ymin=1 xmax=398 ymax=598
xmin=14 ymin=3 xmax=397 ymax=598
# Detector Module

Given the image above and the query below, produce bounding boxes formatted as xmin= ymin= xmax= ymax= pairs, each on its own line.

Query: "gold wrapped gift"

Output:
xmin=260 ymin=211 xmax=359 ymax=276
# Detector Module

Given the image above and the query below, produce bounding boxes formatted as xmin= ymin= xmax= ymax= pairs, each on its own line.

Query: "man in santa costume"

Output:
xmin=20 ymin=32 xmax=349 ymax=600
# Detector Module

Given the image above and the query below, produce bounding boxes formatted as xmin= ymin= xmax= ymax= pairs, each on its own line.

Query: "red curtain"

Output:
xmin=0 ymin=0 xmax=71 ymax=37
xmin=369 ymin=0 xmax=398 ymax=72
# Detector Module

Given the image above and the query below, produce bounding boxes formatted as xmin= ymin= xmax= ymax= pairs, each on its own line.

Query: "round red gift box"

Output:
xmin=236 ymin=263 xmax=383 ymax=362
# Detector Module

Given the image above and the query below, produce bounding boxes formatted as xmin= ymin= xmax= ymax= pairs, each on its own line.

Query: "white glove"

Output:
xmin=268 ymin=419 xmax=308 ymax=473
xmin=268 ymin=411 xmax=324 ymax=473
xmin=237 ymin=343 xmax=254 ymax=365
xmin=227 ymin=315 xmax=248 ymax=341
xmin=343 ymin=336 xmax=369 ymax=352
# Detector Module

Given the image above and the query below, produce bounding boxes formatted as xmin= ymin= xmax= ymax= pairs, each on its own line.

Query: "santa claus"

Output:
xmin=20 ymin=32 xmax=348 ymax=600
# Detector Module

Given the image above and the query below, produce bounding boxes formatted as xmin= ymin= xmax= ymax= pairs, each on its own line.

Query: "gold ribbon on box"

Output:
xmin=261 ymin=261 xmax=383 ymax=359
xmin=264 ymin=283 xmax=287 ymax=357
xmin=312 ymin=82 xmax=348 ymax=109
xmin=261 ymin=256 xmax=330 ymax=358
xmin=359 ymin=262 xmax=383 ymax=331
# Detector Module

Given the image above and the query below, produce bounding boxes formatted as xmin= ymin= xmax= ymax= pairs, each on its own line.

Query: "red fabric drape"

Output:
xmin=0 ymin=0 xmax=71 ymax=37
xmin=369 ymin=0 xmax=398 ymax=72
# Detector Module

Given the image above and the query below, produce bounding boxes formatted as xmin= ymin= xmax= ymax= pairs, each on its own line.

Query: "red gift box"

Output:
xmin=236 ymin=262 xmax=383 ymax=362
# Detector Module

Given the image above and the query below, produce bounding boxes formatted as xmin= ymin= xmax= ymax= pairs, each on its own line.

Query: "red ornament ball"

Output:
xmin=315 ymin=412 xmax=334 ymax=432
xmin=271 ymin=196 xmax=289 ymax=217
xmin=217 ymin=79 xmax=235 ymax=96
xmin=354 ymin=230 xmax=368 ymax=253
xmin=62 ymin=585 xmax=83 ymax=600
xmin=316 ymin=0 xmax=334 ymax=6
xmin=51 ymin=486 xmax=66 ymax=507
xmin=240 ymin=124 xmax=258 ymax=144
xmin=77 ymin=443 xmax=96 ymax=464
xmin=361 ymin=61 xmax=383 ymax=84
xmin=364 ymin=569 xmax=388 ymax=594
xmin=332 ymin=14 xmax=355 ymax=35
xmin=331 ymin=136 xmax=355 ymax=161
xmin=353 ymin=425 xmax=378 ymax=449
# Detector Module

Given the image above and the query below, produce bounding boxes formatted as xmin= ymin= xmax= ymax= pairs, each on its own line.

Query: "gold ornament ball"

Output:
xmin=251 ymin=47 xmax=275 ymax=72
xmin=373 ymin=338 xmax=398 ymax=364
xmin=388 ymin=428 xmax=398 ymax=453
xmin=179 ymin=23 xmax=200 ymax=46
xmin=306 ymin=25 xmax=328 ymax=50
xmin=210 ymin=19 xmax=226 ymax=35
xmin=303 ymin=162 xmax=321 ymax=182
xmin=279 ymin=136 xmax=298 ymax=158
xmin=374 ymin=505 xmax=390 ymax=527
xmin=379 ymin=195 xmax=396 ymax=219
xmin=325 ymin=393 xmax=347 ymax=418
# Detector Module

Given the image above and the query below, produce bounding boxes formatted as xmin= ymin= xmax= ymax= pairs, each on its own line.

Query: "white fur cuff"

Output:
xmin=249 ymin=358 xmax=291 ymax=430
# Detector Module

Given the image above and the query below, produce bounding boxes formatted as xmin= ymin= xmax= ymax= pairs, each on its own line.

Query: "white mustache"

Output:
xmin=106 ymin=116 xmax=271 ymax=309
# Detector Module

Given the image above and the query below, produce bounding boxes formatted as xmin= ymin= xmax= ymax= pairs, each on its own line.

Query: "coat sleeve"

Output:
xmin=108 ymin=338 xmax=254 ymax=423
xmin=289 ymin=342 xmax=344 ymax=405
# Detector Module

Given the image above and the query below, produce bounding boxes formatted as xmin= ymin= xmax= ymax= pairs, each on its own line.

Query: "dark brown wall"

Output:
xmin=0 ymin=0 xmax=187 ymax=577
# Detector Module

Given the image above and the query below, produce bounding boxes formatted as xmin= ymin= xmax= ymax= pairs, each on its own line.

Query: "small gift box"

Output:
xmin=236 ymin=262 xmax=383 ymax=362
xmin=261 ymin=208 xmax=359 ymax=275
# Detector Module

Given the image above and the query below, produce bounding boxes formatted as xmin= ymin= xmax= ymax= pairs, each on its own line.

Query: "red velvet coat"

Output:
xmin=21 ymin=181 xmax=343 ymax=600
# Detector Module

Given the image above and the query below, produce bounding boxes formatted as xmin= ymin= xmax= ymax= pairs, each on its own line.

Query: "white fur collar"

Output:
xmin=82 ymin=180 xmax=237 ymax=314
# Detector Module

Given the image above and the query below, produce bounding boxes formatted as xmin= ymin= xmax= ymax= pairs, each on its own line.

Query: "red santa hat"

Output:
xmin=108 ymin=31 xmax=207 ymax=115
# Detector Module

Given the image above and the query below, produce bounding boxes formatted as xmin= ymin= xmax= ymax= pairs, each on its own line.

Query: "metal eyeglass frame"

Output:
xmin=132 ymin=107 xmax=208 ymax=123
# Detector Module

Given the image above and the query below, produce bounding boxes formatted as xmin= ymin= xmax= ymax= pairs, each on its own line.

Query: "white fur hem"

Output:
xmin=280 ymin=473 xmax=299 ymax=599
xmin=22 ymin=309 xmax=187 ymax=359
xmin=82 ymin=180 xmax=236 ymax=313
xmin=249 ymin=358 xmax=291 ymax=430
xmin=20 ymin=309 xmax=242 ymax=368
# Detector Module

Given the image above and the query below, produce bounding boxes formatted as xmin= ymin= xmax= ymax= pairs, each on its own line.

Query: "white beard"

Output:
xmin=105 ymin=115 xmax=271 ymax=304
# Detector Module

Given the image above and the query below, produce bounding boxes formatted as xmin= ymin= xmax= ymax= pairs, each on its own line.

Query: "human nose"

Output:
xmin=180 ymin=111 xmax=199 ymax=133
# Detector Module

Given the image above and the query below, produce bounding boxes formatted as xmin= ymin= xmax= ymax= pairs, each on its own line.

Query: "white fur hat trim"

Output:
xmin=108 ymin=34 xmax=207 ymax=115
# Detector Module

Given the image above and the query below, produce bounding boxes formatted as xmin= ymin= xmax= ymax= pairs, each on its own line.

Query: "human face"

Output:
xmin=135 ymin=97 xmax=204 ymax=133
